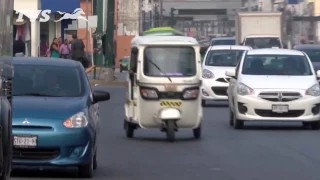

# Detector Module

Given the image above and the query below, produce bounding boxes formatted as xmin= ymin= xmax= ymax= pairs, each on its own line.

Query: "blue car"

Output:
xmin=11 ymin=57 xmax=110 ymax=178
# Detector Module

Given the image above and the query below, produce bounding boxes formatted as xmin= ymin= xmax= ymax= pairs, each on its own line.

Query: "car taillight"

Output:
xmin=182 ymin=88 xmax=199 ymax=100
xmin=140 ymin=88 xmax=158 ymax=99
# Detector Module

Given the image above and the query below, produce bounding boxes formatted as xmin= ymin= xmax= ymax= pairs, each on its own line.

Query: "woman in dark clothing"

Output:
xmin=50 ymin=38 xmax=59 ymax=58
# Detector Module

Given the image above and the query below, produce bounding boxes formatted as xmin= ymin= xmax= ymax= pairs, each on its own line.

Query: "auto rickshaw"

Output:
xmin=124 ymin=35 xmax=207 ymax=142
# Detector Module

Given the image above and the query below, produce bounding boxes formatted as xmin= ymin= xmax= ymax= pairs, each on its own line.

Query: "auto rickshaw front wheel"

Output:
xmin=166 ymin=121 xmax=176 ymax=142
xmin=193 ymin=123 xmax=201 ymax=139
xmin=124 ymin=120 xmax=135 ymax=138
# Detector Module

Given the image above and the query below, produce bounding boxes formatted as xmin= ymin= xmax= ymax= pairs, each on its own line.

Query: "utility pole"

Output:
xmin=85 ymin=0 xmax=89 ymax=60
xmin=169 ymin=8 xmax=176 ymax=27
xmin=104 ymin=0 xmax=115 ymax=81
xmin=160 ymin=0 xmax=163 ymax=26
xmin=94 ymin=0 xmax=104 ymax=79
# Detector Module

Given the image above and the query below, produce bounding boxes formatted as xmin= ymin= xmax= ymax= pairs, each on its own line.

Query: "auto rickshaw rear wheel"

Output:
xmin=202 ymin=100 xmax=206 ymax=107
xmin=166 ymin=121 xmax=175 ymax=142
xmin=229 ymin=109 xmax=234 ymax=126
xmin=193 ymin=123 xmax=201 ymax=139
xmin=124 ymin=120 xmax=135 ymax=138
xmin=93 ymin=150 xmax=97 ymax=170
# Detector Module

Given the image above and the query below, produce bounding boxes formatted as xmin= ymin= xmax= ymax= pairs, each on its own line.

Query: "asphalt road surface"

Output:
xmin=11 ymin=83 xmax=320 ymax=180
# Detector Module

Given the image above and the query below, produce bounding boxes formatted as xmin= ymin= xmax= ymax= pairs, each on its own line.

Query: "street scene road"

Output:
xmin=9 ymin=73 xmax=320 ymax=180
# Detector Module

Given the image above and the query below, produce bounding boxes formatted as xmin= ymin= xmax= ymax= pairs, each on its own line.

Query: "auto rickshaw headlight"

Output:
xmin=182 ymin=88 xmax=199 ymax=100
xmin=140 ymin=88 xmax=158 ymax=99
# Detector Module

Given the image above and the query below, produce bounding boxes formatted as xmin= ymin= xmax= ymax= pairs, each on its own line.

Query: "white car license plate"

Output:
xmin=13 ymin=135 xmax=37 ymax=148
xmin=272 ymin=105 xmax=288 ymax=113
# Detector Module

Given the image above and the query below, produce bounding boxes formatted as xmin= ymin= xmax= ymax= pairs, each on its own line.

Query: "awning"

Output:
xmin=41 ymin=0 xmax=80 ymax=12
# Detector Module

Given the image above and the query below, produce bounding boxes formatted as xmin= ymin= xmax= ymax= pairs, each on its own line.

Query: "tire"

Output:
xmin=166 ymin=121 xmax=175 ymax=142
xmin=229 ymin=109 xmax=234 ymax=127
xmin=232 ymin=112 xmax=244 ymax=129
xmin=120 ymin=67 xmax=122 ymax=72
xmin=125 ymin=121 xmax=134 ymax=138
xmin=193 ymin=123 xmax=201 ymax=139
xmin=78 ymin=148 xmax=94 ymax=178
xmin=311 ymin=121 xmax=320 ymax=130
xmin=302 ymin=122 xmax=310 ymax=128
xmin=0 ymin=99 xmax=11 ymax=180
xmin=93 ymin=150 xmax=97 ymax=170
xmin=202 ymin=100 xmax=206 ymax=107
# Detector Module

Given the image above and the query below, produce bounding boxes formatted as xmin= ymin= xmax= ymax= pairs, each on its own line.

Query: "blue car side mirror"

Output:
xmin=93 ymin=90 xmax=110 ymax=103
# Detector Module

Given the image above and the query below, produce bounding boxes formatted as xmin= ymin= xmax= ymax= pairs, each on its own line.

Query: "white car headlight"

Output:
xmin=237 ymin=82 xmax=254 ymax=96
xmin=63 ymin=112 xmax=88 ymax=128
xmin=305 ymin=84 xmax=320 ymax=96
xmin=202 ymin=69 xmax=214 ymax=79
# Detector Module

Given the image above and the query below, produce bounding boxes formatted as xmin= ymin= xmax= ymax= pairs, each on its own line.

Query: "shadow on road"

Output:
xmin=130 ymin=136 xmax=201 ymax=143
xmin=241 ymin=124 xmax=312 ymax=131
xmin=204 ymin=104 xmax=229 ymax=108
xmin=11 ymin=167 xmax=107 ymax=178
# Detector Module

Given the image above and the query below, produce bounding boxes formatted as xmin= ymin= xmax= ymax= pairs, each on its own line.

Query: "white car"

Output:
xmin=202 ymin=45 xmax=252 ymax=106
xmin=226 ymin=48 xmax=320 ymax=129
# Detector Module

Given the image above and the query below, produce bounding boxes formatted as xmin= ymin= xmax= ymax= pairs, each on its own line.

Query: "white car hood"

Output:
xmin=204 ymin=66 xmax=235 ymax=74
xmin=240 ymin=75 xmax=316 ymax=90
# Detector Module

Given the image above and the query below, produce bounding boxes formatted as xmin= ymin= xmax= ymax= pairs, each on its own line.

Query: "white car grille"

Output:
xmin=258 ymin=91 xmax=302 ymax=102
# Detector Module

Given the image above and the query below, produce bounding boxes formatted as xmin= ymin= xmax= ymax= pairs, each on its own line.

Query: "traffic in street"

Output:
xmin=10 ymin=85 xmax=320 ymax=180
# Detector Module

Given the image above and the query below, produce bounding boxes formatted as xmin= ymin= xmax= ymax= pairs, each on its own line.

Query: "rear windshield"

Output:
xmin=299 ymin=49 xmax=320 ymax=62
xmin=210 ymin=39 xmax=236 ymax=46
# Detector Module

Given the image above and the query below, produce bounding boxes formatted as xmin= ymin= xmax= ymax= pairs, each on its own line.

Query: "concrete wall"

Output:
xmin=78 ymin=0 xmax=93 ymax=53
xmin=116 ymin=35 xmax=134 ymax=67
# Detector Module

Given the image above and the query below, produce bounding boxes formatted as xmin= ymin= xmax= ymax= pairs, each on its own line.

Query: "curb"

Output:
xmin=89 ymin=79 xmax=127 ymax=87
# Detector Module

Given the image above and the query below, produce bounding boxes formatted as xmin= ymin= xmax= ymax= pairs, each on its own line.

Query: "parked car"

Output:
xmin=226 ymin=49 xmax=320 ymax=129
xmin=120 ymin=56 xmax=130 ymax=72
xmin=12 ymin=57 xmax=111 ymax=178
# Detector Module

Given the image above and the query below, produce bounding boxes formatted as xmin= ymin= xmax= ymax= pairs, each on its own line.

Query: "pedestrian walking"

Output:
xmin=50 ymin=38 xmax=60 ymax=58
xmin=13 ymin=35 xmax=25 ymax=57
xmin=71 ymin=34 xmax=85 ymax=62
xmin=59 ymin=39 xmax=71 ymax=59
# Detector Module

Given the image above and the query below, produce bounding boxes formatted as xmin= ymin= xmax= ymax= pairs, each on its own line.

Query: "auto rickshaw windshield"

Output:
xmin=143 ymin=46 xmax=197 ymax=77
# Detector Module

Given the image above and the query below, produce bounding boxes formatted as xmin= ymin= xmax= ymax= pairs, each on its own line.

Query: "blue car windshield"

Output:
xmin=13 ymin=64 xmax=84 ymax=97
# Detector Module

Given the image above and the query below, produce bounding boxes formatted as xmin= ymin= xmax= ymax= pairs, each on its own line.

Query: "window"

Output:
xmin=210 ymin=39 xmax=236 ymax=46
xmin=205 ymin=50 xmax=245 ymax=67
xmin=13 ymin=65 xmax=84 ymax=97
xmin=245 ymin=37 xmax=281 ymax=49
xmin=143 ymin=46 xmax=196 ymax=77
xmin=242 ymin=54 xmax=312 ymax=76
xmin=300 ymin=49 xmax=320 ymax=62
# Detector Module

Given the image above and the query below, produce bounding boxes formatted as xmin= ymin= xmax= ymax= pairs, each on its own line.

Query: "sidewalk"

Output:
xmin=88 ymin=68 xmax=127 ymax=86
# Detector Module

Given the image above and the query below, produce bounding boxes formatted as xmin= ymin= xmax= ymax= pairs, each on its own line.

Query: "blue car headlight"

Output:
xmin=63 ymin=112 xmax=88 ymax=128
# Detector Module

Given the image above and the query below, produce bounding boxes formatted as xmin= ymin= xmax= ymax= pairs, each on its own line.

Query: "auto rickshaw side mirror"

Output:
xmin=132 ymin=47 xmax=138 ymax=54
xmin=200 ymin=47 xmax=208 ymax=55
xmin=225 ymin=70 xmax=236 ymax=79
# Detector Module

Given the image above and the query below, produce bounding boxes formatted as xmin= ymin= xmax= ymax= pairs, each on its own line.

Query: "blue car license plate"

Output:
xmin=14 ymin=135 xmax=37 ymax=148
